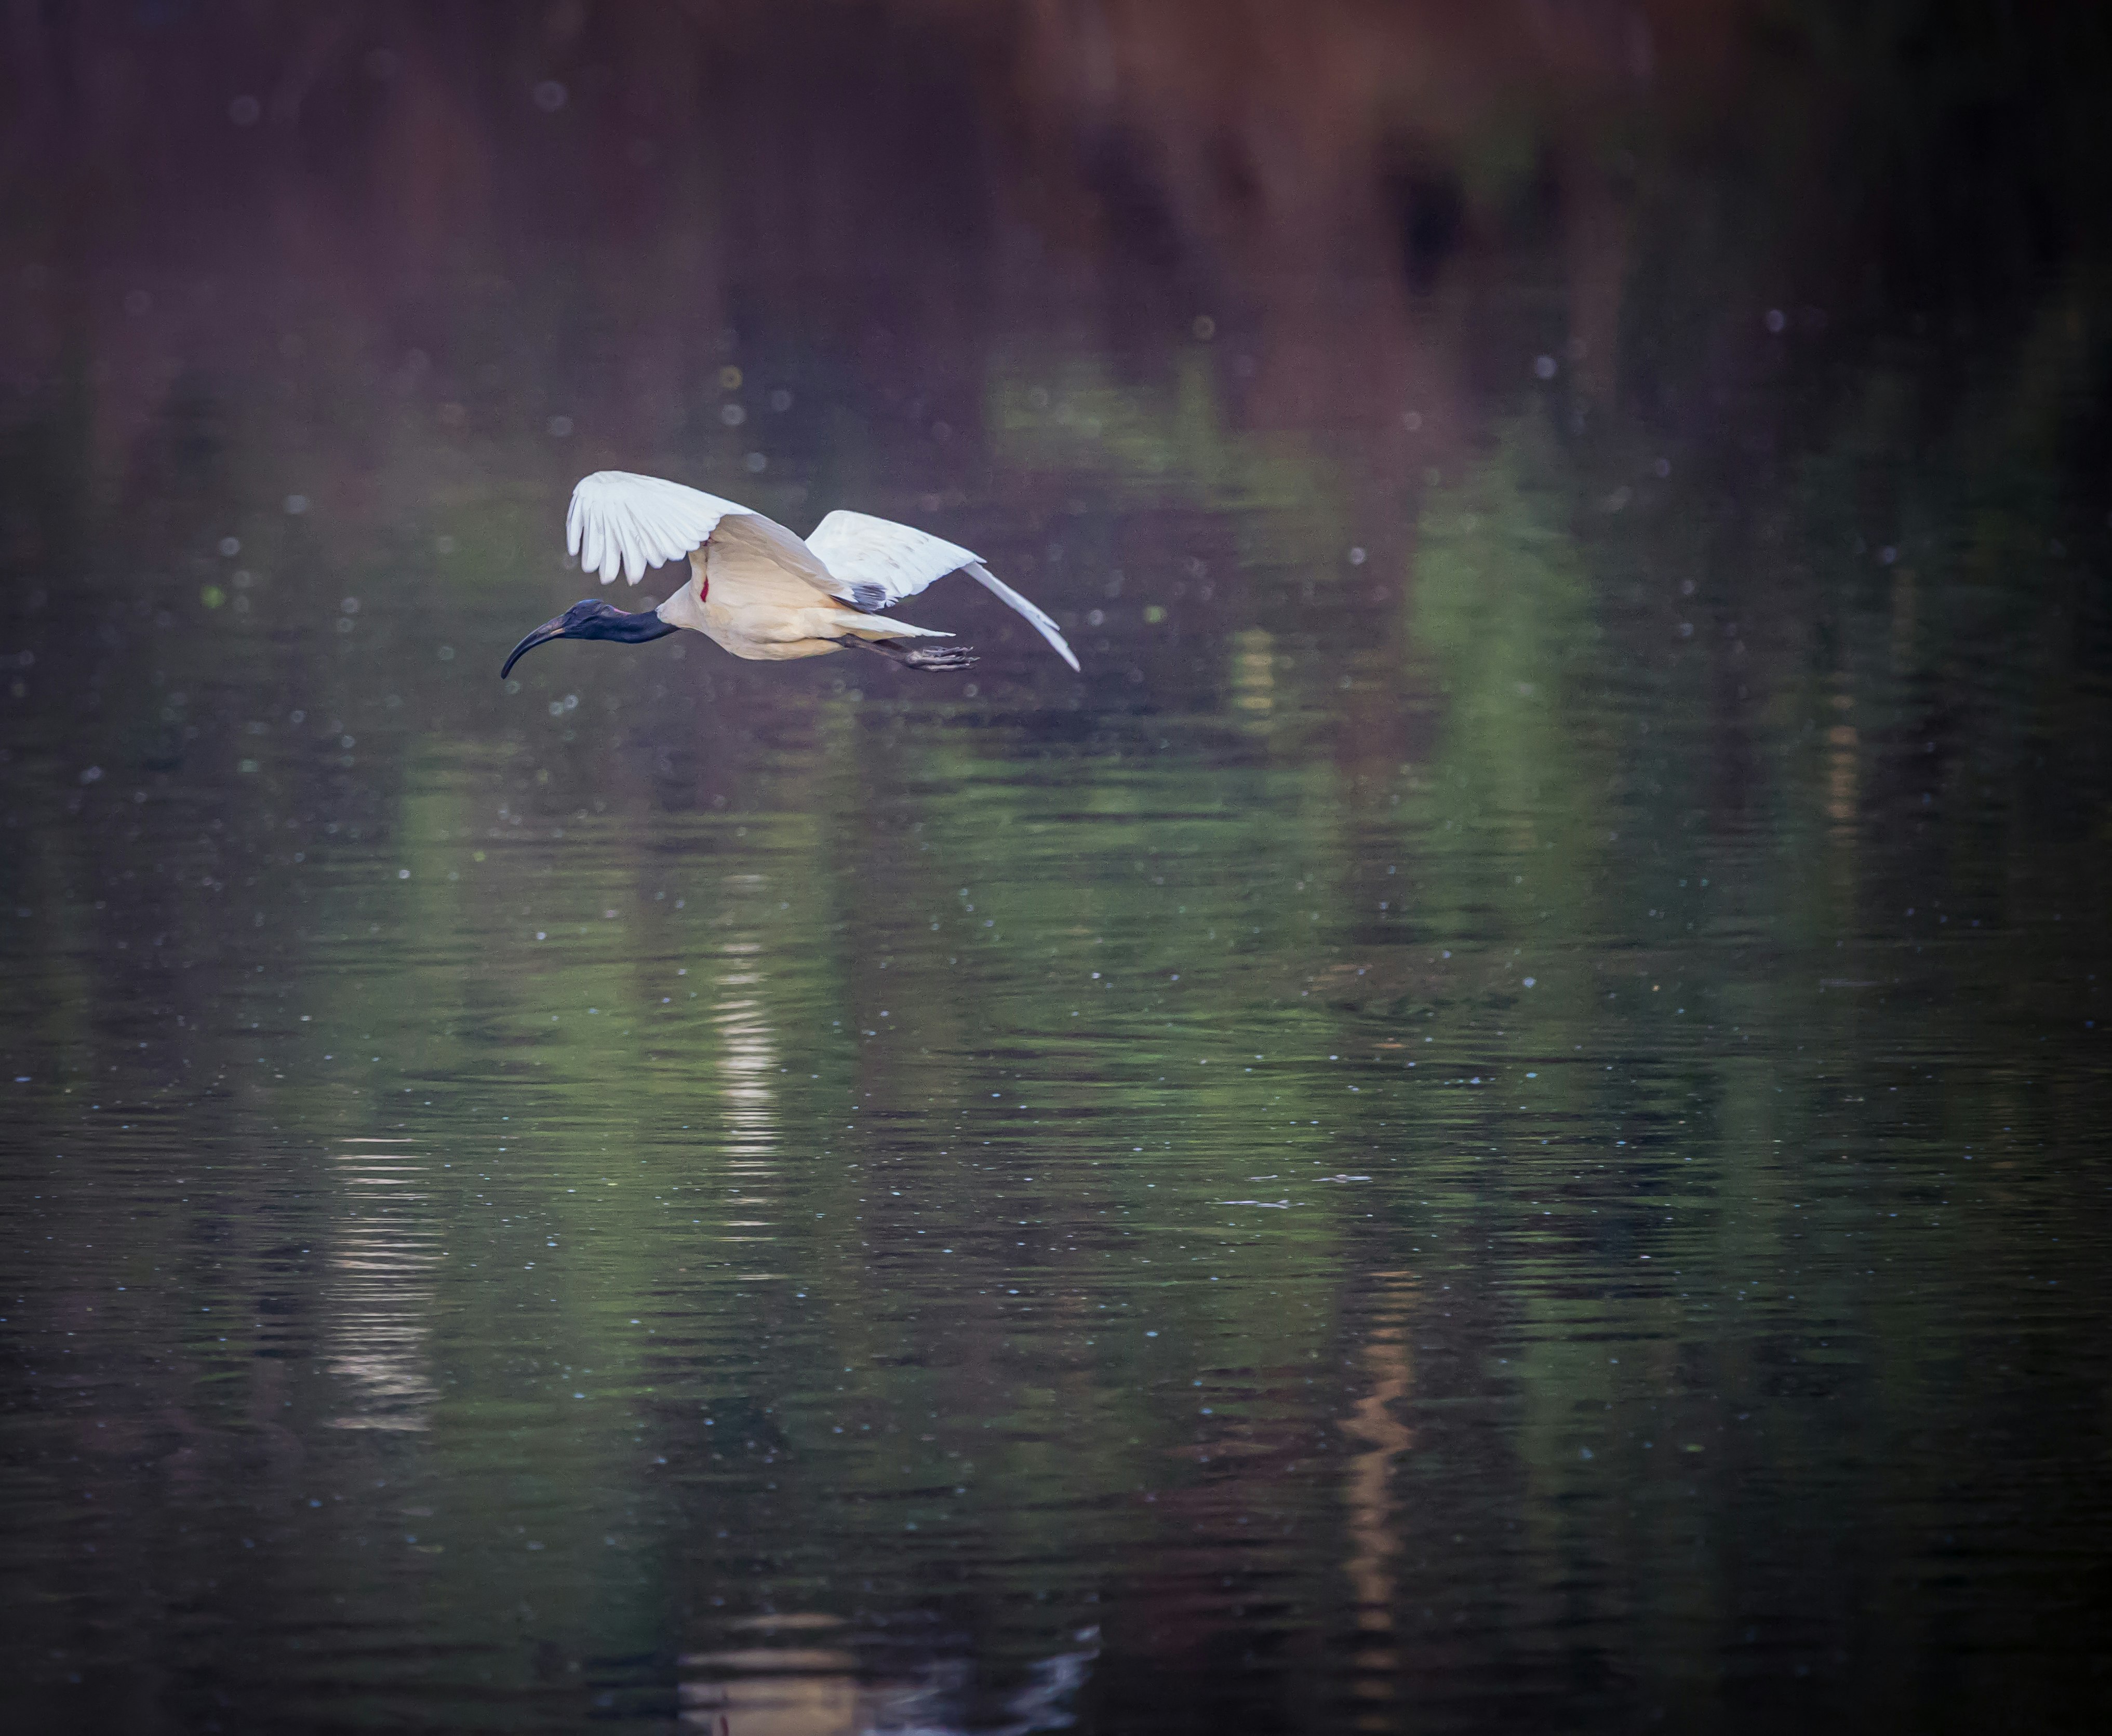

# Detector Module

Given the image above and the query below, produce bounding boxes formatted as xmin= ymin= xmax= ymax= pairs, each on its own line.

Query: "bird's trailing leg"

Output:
xmin=842 ymin=637 xmax=978 ymax=670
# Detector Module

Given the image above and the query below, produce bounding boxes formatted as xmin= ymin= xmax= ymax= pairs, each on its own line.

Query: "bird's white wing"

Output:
xmin=568 ymin=471 xmax=755 ymax=584
xmin=803 ymin=510 xmax=979 ymax=606
xmin=804 ymin=509 xmax=1080 ymax=671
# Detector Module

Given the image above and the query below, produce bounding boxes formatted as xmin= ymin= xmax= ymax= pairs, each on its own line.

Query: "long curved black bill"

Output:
xmin=500 ymin=615 xmax=570 ymax=679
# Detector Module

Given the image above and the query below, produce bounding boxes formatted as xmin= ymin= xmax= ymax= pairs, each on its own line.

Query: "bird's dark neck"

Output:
xmin=593 ymin=607 xmax=679 ymax=644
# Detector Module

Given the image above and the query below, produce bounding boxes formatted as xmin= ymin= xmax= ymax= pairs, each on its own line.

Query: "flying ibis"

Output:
xmin=501 ymin=472 xmax=1079 ymax=679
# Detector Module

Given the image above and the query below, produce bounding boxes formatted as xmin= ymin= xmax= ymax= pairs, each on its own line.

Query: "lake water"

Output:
xmin=4 ymin=9 xmax=2110 ymax=1732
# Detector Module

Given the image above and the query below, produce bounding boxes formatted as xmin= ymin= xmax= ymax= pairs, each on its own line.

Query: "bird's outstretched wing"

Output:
xmin=804 ymin=510 xmax=1080 ymax=671
xmin=568 ymin=472 xmax=754 ymax=584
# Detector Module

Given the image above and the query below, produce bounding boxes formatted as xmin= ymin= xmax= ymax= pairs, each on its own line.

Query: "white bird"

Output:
xmin=501 ymin=471 xmax=1079 ymax=679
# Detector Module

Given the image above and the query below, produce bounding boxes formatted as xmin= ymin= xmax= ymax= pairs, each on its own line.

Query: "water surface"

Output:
xmin=4 ymin=7 xmax=2111 ymax=1731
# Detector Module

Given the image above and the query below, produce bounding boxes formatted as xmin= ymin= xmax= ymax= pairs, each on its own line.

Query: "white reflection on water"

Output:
xmin=1340 ymin=1268 xmax=1419 ymax=1692
xmin=678 ymin=1646 xmax=925 ymax=1734
xmin=713 ymin=889 xmax=784 ymax=1270
xmin=323 ymin=1139 xmax=442 ymax=1431
xmin=714 ymin=899 xmax=780 ymax=1162
xmin=677 ymin=1619 xmax=1097 ymax=1734
xmin=1231 ymin=626 xmax=1276 ymax=722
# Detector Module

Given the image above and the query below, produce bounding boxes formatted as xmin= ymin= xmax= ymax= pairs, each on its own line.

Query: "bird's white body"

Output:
xmin=565 ymin=471 xmax=1079 ymax=670
xmin=651 ymin=512 xmax=932 ymax=662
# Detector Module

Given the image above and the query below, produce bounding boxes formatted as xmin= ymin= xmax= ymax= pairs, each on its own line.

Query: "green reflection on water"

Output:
xmin=5 ymin=128 xmax=2112 ymax=1736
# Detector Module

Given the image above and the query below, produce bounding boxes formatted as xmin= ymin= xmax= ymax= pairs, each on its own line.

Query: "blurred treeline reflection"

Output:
xmin=2 ymin=2 xmax=2110 ymax=1719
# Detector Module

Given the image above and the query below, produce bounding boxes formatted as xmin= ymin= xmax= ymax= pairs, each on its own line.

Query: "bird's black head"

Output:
xmin=501 ymin=598 xmax=676 ymax=678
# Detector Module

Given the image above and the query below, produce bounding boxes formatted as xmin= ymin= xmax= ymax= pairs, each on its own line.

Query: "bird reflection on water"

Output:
xmin=676 ymin=1617 xmax=1098 ymax=1735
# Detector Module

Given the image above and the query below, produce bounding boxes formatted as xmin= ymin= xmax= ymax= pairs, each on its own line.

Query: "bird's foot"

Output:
xmin=847 ymin=638 xmax=978 ymax=670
